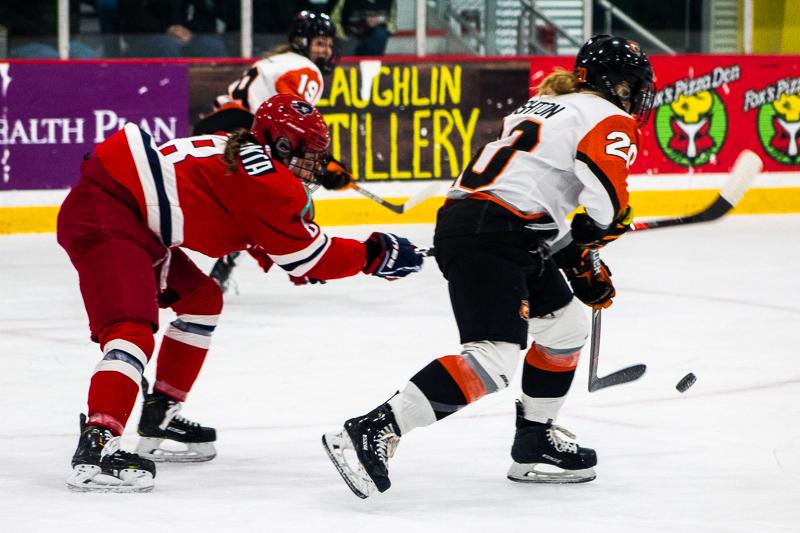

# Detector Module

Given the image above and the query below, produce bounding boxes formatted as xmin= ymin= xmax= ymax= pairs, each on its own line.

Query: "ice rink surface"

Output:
xmin=1 ymin=217 xmax=799 ymax=532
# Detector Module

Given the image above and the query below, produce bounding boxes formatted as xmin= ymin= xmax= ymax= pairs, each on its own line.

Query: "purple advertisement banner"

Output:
xmin=0 ymin=63 xmax=189 ymax=190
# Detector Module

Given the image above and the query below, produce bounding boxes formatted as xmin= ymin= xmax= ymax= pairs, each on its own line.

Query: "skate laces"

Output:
xmin=159 ymin=401 xmax=200 ymax=430
xmin=374 ymin=424 xmax=400 ymax=464
xmin=100 ymin=435 xmax=121 ymax=460
xmin=546 ymin=425 xmax=579 ymax=454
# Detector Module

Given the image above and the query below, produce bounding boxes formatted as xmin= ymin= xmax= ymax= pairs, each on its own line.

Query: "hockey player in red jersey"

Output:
xmin=58 ymin=94 xmax=424 ymax=492
xmin=322 ymin=35 xmax=655 ymax=498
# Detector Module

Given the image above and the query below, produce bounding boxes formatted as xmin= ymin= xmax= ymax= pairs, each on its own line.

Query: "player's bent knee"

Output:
xmin=461 ymin=340 xmax=520 ymax=393
xmin=172 ymin=275 xmax=224 ymax=316
xmin=529 ymin=297 xmax=588 ymax=351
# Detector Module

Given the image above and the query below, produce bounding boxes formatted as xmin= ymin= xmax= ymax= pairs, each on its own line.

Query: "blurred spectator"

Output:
xmin=94 ymin=0 xmax=122 ymax=57
xmin=222 ymin=1 xmax=334 ymax=57
xmin=0 ymin=0 xmax=99 ymax=58
xmin=118 ymin=0 xmax=227 ymax=58
xmin=330 ymin=0 xmax=396 ymax=56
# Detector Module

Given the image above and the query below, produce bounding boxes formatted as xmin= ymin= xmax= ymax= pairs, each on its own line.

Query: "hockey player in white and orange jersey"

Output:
xmin=194 ymin=10 xmax=335 ymax=136
xmin=58 ymin=94 xmax=423 ymax=493
xmin=193 ymin=10 xmax=349 ymax=291
xmin=323 ymin=35 xmax=656 ymax=498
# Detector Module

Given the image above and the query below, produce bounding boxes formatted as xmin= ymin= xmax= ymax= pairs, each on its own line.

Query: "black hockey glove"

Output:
xmin=571 ymin=206 xmax=633 ymax=249
xmin=562 ymin=248 xmax=615 ymax=309
xmin=319 ymin=158 xmax=353 ymax=190
xmin=363 ymin=232 xmax=424 ymax=280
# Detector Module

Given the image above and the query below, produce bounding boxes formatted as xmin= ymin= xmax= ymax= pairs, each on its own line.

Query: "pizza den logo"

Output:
xmin=652 ymin=66 xmax=739 ymax=167
xmin=744 ymin=78 xmax=800 ymax=166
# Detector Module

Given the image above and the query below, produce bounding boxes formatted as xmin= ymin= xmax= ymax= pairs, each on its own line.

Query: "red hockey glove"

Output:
xmin=571 ymin=206 xmax=633 ymax=249
xmin=363 ymin=232 xmax=424 ymax=280
xmin=246 ymin=245 xmax=274 ymax=273
xmin=563 ymin=249 xmax=615 ymax=309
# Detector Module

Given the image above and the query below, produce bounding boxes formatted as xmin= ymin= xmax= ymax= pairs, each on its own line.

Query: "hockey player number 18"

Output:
xmin=459 ymin=119 xmax=542 ymax=190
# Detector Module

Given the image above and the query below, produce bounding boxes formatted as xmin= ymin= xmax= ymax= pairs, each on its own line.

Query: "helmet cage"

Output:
xmin=263 ymin=131 xmax=327 ymax=189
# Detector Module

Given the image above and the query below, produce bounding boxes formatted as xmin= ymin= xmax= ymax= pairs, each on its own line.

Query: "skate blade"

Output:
xmin=322 ymin=431 xmax=376 ymax=499
xmin=136 ymin=438 xmax=216 ymax=463
xmin=66 ymin=465 xmax=154 ymax=493
xmin=507 ymin=462 xmax=596 ymax=484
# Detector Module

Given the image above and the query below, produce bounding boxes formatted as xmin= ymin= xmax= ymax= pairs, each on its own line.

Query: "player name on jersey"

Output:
xmin=238 ymin=143 xmax=274 ymax=176
xmin=513 ymin=99 xmax=566 ymax=119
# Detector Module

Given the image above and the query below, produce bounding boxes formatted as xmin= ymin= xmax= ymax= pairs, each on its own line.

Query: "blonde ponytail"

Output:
xmin=535 ymin=67 xmax=579 ymax=97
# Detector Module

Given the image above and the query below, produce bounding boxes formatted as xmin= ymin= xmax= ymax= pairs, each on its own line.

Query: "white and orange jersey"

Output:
xmin=216 ymin=52 xmax=324 ymax=112
xmin=449 ymin=92 xmax=640 ymax=245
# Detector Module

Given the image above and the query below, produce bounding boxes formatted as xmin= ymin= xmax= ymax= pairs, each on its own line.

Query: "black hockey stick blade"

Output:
xmin=631 ymin=149 xmax=761 ymax=232
xmin=589 ymin=363 xmax=647 ymax=392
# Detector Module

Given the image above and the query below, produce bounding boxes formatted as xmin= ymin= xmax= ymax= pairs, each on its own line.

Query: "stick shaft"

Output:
xmin=588 ymin=307 xmax=602 ymax=392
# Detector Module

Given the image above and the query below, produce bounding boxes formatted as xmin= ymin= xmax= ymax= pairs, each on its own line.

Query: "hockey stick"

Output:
xmin=587 ymin=250 xmax=647 ymax=392
xmin=630 ymin=150 xmax=761 ymax=232
xmin=588 ymin=307 xmax=647 ymax=392
xmin=350 ymin=181 xmax=442 ymax=214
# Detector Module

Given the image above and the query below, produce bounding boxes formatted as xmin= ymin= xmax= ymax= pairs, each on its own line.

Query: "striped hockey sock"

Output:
xmin=520 ymin=343 xmax=579 ymax=424
xmin=88 ymin=320 xmax=155 ymax=435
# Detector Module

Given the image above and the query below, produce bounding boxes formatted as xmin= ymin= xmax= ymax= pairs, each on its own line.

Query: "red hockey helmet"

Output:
xmin=251 ymin=94 xmax=329 ymax=153
xmin=250 ymin=94 xmax=330 ymax=184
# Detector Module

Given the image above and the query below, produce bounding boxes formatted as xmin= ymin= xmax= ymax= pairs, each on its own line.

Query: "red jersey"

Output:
xmin=94 ymin=124 xmax=366 ymax=280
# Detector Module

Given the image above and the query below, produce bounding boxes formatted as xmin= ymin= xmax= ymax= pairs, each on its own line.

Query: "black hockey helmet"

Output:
xmin=288 ymin=11 xmax=337 ymax=75
xmin=574 ymin=35 xmax=655 ymax=126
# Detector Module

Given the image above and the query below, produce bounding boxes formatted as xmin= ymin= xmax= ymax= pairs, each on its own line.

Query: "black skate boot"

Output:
xmin=66 ymin=414 xmax=156 ymax=492
xmin=136 ymin=385 xmax=216 ymax=463
xmin=322 ymin=403 xmax=401 ymax=499
xmin=507 ymin=400 xmax=597 ymax=483
xmin=209 ymin=251 xmax=241 ymax=294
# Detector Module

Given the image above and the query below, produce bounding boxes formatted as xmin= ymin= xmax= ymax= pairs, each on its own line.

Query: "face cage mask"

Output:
xmin=630 ymin=80 xmax=656 ymax=127
xmin=288 ymin=151 xmax=327 ymax=192
xmin=271 ymin=137 xmax=327 ymax=192
xmin=599 ymin=75 xmax=656 ymax=128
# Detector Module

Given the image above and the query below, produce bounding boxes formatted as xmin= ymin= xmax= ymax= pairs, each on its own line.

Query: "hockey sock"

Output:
xmin=394 ymin=353 xmax=492 ymax=428
xmin=388 ymin=341 xmax=519 ymax=435
xmin=89 ymin=320 xmax=155 ymax=435
xmin=154 ymin=277 xmax=222 ymax=401
xmin=520 ymin=343 xmax=579 ymax=424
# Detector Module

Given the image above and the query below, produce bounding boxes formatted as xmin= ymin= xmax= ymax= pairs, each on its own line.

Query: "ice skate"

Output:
xmin=507 ymin=400 xmax=597 ymax=483
xmin=322 ymin=403 xmax=401 ymax=499
xmin=67 ymin=414 xmax=156 ymax=493
xmin=209 ymin=251 xmax=240 ymax=294
xmin=136 ymin=387 xmax=216 ymax=463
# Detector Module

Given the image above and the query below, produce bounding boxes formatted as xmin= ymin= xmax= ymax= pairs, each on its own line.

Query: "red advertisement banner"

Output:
xmin=529 ymin=55 xmax=800 ymax=174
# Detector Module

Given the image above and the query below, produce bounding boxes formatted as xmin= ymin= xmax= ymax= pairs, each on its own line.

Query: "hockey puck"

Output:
xmin=676 ymin=372 xmax=697 ymax=393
